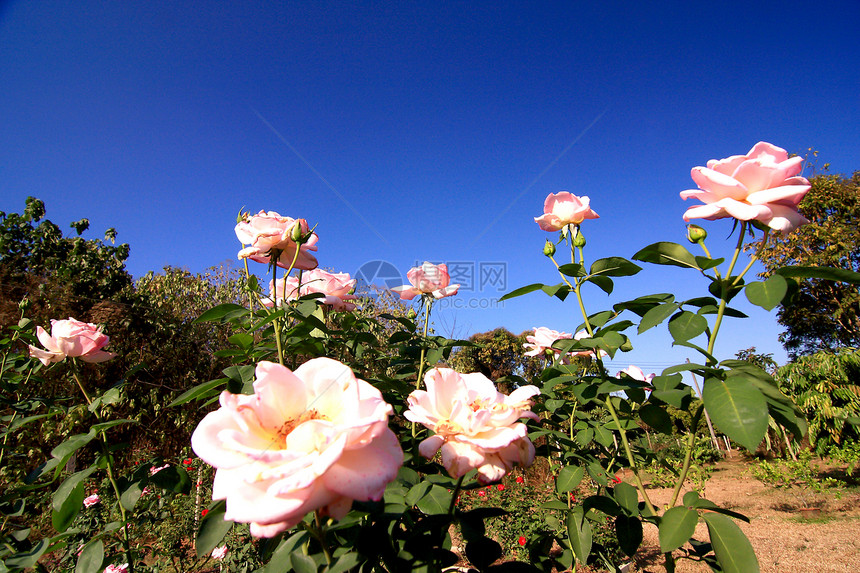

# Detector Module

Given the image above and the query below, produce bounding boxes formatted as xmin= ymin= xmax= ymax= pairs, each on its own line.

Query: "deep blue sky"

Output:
xmin=3 ymin=1 xmax=859 ymax=373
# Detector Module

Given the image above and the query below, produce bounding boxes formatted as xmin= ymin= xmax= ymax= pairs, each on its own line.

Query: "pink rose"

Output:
xmin=149 ymin=463 xmax=170 ymax=476
xmin=680 ymin=142 xmax=811 ymax=232
xmin=392 ymin=262 xmax=459 ymax=301
xmin=104 ymin=565 xmax=128 ymax=573
xmin=523 ymin=327 xmax=574 ymax=357
xmin=191 ymin=358 xmax=403 ymax=538
xmin=28 ymin=318 xmax=116 ymax=366
xmin=616 ymin=365 xmax=655 ymax=385
xmin=211 ymin=546 xmax=228 ymax=560
xmin=265 ymin=270 xmax=358 ymax=311
xmin=235 ymin=211 xmax=319 ymax=270
xmin=534 ymin=192 xmax=599 ymax=232
xmin=405 ymin=368 xmax=539 ymax=484
xmin=83 ymin=494 xmax=100 ymax=508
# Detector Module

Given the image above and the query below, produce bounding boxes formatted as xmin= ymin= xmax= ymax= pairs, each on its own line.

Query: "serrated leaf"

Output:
xmin=75 ymin=540 xmax=104 ymax=573
xmin=557 ymin=263 xmax=586 ymax=277
xmin=633 ymin=242 xmax=701 ymax=269
xmin=613 ymin=482 xmax=639 ymax=516
xmin=702 ymin=378 xmax=768 ymax=451
xmin=668 ymin=311 xmax=708 ymax=342
xmin=658 ymin=506 xmax=698 ymax=552
xmin=744 ymin=275 xmax=787 ymax=311
xmin=703 ymin=513 xmax=760 ymax=573
xmin=556 ymin=465 xmax=585 ymax=493
xmin=615 ymin=515 xmax=643 ymax=557
xmin=589 ymin=257 xmax=641 ymax=277
xmin=586 ymin=275 xmax=614 ymax=294
xmin=415 ymin=484 xmax=449 ymax=515
xmin=638 ymin=303 xmax=680 ymax=334
xmin=196 ymin=500 xmax=234 ymax=558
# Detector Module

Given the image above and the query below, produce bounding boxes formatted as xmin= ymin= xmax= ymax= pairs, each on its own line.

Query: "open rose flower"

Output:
xmin=405 ymin=368 xmax=539 ymax=484
xmin=535 ymin=192 xmax=599 ymax=232
xmin=191 ymin=358 xmax=403 ymax=538
xmin=235 ymin=211 xmax=319 ymax=270
xmin=392 ymin=262 xmax=459 ymax=301
xmin=616 ymin=365 xmax=655 ymax=385
xmin=680 ymin=142 xmax=811 ymax=232
xmin=264 ymin=269 xmax=358 ymax=311
xmin=28 ymin=318 xmax=116 ymax=366
xmin=523 ymin=327 xmax=573 ymax=357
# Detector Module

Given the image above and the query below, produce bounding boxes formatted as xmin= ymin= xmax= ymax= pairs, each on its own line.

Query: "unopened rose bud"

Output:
xmin=543 ymin=240 xmax=556 ymax=257
xmin=236 ymin=209 xmax=249 ymax=224
xmin=290 ymin=221 xmax=305 ymax=243
xmin=406 ymin=308 xmax=417 ymax=320
xmin=686 ymin=224 xmax=707 ymax=244
xmin=18 ymin=298 xmax=30 ymax=312
xmin=572 ymin=229 xmax=586 ymax=248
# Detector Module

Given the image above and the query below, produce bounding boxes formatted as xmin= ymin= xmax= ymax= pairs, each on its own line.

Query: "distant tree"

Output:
xmin=449 ymin=328 xmax=542 ymax=390
xmin=774 ymin=348 xmax=860 ymax=453
xmin=751 ymin=169 xmax=860 ymax=358
xmin=734 ymin=346 xmax=778 ymax=375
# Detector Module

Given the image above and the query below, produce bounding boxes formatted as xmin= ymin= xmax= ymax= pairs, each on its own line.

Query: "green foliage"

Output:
xmin=449 ymin=328 xmax=542 ymax=390
xmin=753 ymin=170 xmax=860 ymax=357
xmin=749 ymin=450 xmax=838 ymax=508
xmin=775 ymin=348 xmax=860 ymax=453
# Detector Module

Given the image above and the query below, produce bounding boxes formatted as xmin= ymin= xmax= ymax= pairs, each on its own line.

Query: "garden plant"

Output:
xmin=6 ymin=141 xmax=860 ymax=573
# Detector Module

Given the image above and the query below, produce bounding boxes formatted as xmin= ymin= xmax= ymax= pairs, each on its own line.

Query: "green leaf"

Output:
xmin=52 ymin=468 xmax=96 ymax=532
xmin=566 ymin=507 xmax=593 ymax=564
xmin=638 ymin=302 xmax=680 ymax=334
xmin=168 ymin=377 xmax=227 ymax=407
xmin=775 ymin=265 xmax=860 ymax=284
xmin=615 ymin=515 xmax=643 ymax=557
xmin=744 ymin=275 xmax=787 ymax=311
xmin=667 ymin=311 xmax=708 ymax=342
xmin=589 ymin=257 xmax=642 ymax=277
xmin=89 ymin=419 xmax=136 ymax=434
xmin=263 ymin=531 xmax=310 ymax=573
xmin=586 ymin=275 xmax=614 ymax=294
xmin=75 ymin=540 xmax=104 ymax=573
xmin=639 ymin=403 xmax=673 ymax=434
xmin=658 ymin=506 xmax=698 ymax=552
xmin=194 ymin=303 xmax=246 ymax=323
xmin=120 ymin=481 xmax=143 ymax=511
xmin=415 ymin=484 xmax=449 ymax=515
xmin=196 ymin=500 xmax=234 ymax=558
xmin=404 ymin=482 xmax=432 ymax=507
xmin=633 ymin=242 xmax=701 ymax=269
xmin=325 ymin=551 xmax=360 ymax=573
xmin=541 ymin=283 xmax=572 ymax=301
xmin=556 ymin=465 xmax=585 ymax=493
xmin=702 ymin=378 xmax=768 ymax=451
xmin=3 ymin=538 xmax=51 ymax=569
xmin=499 ymin=283 xmax=544 ymax=302
xmin=703 ymin=513 xmax=760 ymax=573
xmin=613 ymin=482 xmax=639 ymax=516
xmin=557 ymin=263 xmax=586 ymax=277
xmin=291 ymin=553 xmax=319 ymax=573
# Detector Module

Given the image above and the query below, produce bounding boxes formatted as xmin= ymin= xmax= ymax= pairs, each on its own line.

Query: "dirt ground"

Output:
xmin=630 ymin=456 xmax=860 ymax=573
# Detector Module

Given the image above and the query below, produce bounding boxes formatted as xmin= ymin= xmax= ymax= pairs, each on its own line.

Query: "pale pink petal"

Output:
xmin=691 ymin=167 xmax=749 ymax=200
xmin=418 ymin=434 xmax=446 ymax=459
xmin=323 ymin=429 xmax=402 ymax=501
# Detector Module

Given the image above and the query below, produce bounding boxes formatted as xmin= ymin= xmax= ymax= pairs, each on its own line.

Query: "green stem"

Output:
xmin=669 ymin=405 xmax=704 ymax=507
xmin=412 ymin=298 xmax=433 ymax=438
xmin=271 ymin=262 xmax=285 ymax=366
xmin=312 ymin=511 xmax=333 ymax=566
xmin=447 ymin=475 xmax=465 ymax=515
xmin=706 ymin=225 xmax=747 ymax=360
xmin=604 ymin=396 xmax=657 ymax=515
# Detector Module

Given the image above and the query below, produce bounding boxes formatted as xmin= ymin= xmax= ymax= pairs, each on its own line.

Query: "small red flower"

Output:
xmin=516 ymin=476 xmax=524 ymax=484
xmin=569 ymin=493 xmax=576 ymax=502
xmin=201 ymin=509 xmax=209 ymax=517
xmin=477 ymin=491 xmax=486 ymax=498
xmin=611 ymin=475 xmax=622 ymax=484
xmin=497 ymin=484 xmax=505 ymax=491
xmin=517 ymin=536 xmax=527 ymax=546
xmin=183 ymin=458 xmax=193 ymax=466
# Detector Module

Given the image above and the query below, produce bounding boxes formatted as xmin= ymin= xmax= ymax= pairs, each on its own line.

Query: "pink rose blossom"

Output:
xmin=535 ymin=192 xmax=599 ymax=232
xmin=616 ymin=365 xmax=655 ymax=385
xmin=264 ymin=269 xmax=358 ymax=311
xmin=680 ymin=142 xmax=811 ymax=232
xmin=523 ymin=327 xmax=573 ymax=357
xmin=103 ymin=565 xmax=128 ymax=573
xmin=83 ymin=494 xmax=100 ymax=508
xmin=28 ymin=318 xmax=116 ymax=366
xmin=211 ymin=546 xmax=228 ymax=560
xmin=191 ymin=358 xmax=403 ymax=538
xmin=405 ymin=368 xmax=539 ymax=484
xmin=392 ymin=262 xmax=459 ymax=301
xmin=149 ymin=464 xmax=170 ymax=476
xmin=235 ymin=211 xmax=319 ymax=270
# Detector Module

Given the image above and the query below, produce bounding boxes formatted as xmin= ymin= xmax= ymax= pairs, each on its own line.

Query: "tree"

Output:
xmin=734 ymin=346 xmax=778 ymax=375
xmin=449 ymin=328 xmax=542 ymax=390
xmin=752 ymin=170 xmax=860 ymax=358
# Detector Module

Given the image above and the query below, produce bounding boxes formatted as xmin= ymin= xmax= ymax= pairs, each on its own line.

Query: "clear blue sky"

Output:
xmin=2 ymin=0 xmax=859 ymax=373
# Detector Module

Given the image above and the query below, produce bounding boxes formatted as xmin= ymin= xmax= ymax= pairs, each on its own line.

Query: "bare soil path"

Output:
xmin=632 ymin=457 xmax=860 ymax=573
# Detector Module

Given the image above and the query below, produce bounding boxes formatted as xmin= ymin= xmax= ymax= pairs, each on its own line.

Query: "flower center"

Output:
xmin=276 ymin=409 xmax=326 ymax=441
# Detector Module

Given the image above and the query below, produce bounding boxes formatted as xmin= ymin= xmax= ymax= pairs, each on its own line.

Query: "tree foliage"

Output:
xmin=752 ymin=170 xmax=860 ymax=358
xmin=449 ymin=328 xmax=542 ymax=391
xmin=774 ymin=348 xmax=860 ymax=453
